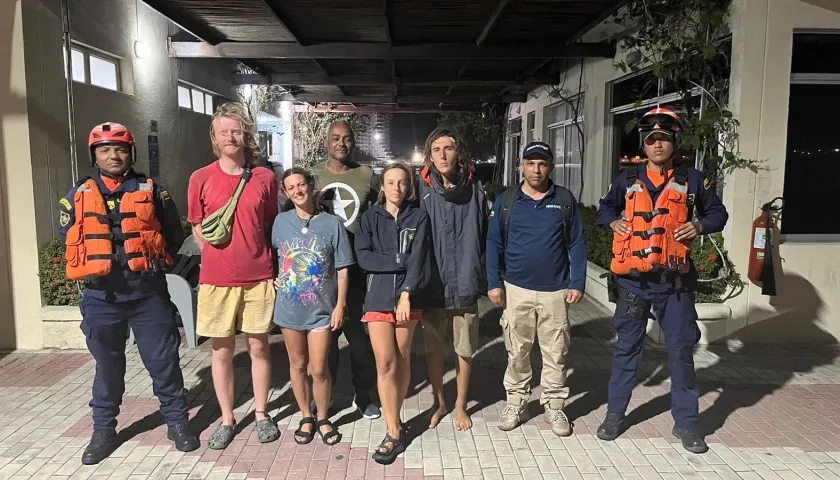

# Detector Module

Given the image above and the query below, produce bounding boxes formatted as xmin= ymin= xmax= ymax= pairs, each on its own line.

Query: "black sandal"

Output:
xmin=294 ymin=417 xmax=316 ymax=445
xmin=316 ymin=419 xmax=342 ymax=446
xmin=372 ymin=432 xmax=405 ymax=465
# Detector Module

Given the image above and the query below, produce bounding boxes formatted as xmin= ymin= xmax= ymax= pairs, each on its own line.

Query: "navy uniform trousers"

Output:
xmin=607 ymin=275 xmax=702 ymax=428
xmin=80 ymin=291 xmax=189 ymax=430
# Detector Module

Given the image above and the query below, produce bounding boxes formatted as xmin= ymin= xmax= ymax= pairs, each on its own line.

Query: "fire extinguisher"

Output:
xmin=748 ymin=197 xmax=784 ymax=296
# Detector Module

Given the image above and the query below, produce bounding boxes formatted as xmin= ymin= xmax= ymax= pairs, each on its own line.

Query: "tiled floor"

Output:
xmin=2 ymin=297 xmax=840 ymax=479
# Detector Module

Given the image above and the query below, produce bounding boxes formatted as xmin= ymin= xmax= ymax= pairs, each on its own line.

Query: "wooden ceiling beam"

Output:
xmin=233 ymin=73 xmax=555 ymax=86
xmin=167 ymin=41 xmax=617 ymax=60
xmin=275 ymin=94 xmax=526 ymax=104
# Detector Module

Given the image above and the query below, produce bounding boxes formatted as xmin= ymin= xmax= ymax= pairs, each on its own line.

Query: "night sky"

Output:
xmin=389 ymin=113 xmax=440 ymax=160
xmin=389 ymin=113 xmax=496 ymax=161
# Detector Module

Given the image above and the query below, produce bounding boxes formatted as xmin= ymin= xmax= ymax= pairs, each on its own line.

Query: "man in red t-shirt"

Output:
xmin=187 ymin=102 xmax=280 ymax=450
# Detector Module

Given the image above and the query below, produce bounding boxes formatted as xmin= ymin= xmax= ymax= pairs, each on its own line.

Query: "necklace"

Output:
xmin=296 ymin=210 xmax=316 ymax=234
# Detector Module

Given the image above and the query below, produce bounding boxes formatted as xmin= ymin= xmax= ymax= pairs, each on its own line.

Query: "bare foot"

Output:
xmin=428 ymin=403 xmax=448 ymax=428
xmin=454 ymin=407 xmax=472 ymax=431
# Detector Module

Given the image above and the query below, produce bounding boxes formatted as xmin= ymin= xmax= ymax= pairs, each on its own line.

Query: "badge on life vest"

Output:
xmin=59 ymin=211 xmax=71 ymax=227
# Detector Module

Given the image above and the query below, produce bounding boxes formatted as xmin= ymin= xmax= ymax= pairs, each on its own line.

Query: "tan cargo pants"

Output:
xmin=501 ymin=281 xmax=571 ymax=409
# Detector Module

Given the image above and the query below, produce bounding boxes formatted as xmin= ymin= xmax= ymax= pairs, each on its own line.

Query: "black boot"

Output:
xmin=81 ymin=429 xmax=120 ymax=465
xmin=673 ymin=425 xmax=708 ymax=454
xmin=168 ymin=422 xmax=200 ymax=452
xmin=596 ymin=412 xmax=626 ymax=441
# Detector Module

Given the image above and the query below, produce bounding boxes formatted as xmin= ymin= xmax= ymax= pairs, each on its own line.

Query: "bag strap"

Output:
xmin=228 ymin=168 xmax=253 ymax=209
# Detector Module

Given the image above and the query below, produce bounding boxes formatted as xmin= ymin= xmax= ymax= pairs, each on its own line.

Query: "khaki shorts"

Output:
xmin=196 ymin=279 xmax=276 ymax=338
xmin=422 ymin=306 xmax=480 ymax=358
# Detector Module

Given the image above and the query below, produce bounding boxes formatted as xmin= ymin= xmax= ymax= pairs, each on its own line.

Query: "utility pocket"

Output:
xmin=131 ymin=194 xmax=156 ymax=222
xmin=665 ymin=188 xmax=688 ymax=228
xmin=64 ymin=224 xmax=84 ymax=268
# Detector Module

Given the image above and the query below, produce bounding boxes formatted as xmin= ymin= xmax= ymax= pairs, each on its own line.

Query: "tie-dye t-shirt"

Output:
xmin=271 ymin=210 xmax=355 ymax=330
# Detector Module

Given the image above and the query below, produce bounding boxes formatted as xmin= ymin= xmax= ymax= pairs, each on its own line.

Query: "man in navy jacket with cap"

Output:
xmin=596 ymin=107 xmax=728 ymax=454
xmin=486 ymin=141 xmax=587 ymax=437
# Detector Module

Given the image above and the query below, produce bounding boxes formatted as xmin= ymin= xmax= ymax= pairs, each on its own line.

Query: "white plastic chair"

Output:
xmin=127 ymin=274 xmax=198 ymax=350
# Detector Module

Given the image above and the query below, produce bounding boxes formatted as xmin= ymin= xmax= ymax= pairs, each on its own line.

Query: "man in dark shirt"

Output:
xmin=596 ymin=107 xmax=729 ymax=454
xmin=486 ymin=141 xmax=587 ymax=437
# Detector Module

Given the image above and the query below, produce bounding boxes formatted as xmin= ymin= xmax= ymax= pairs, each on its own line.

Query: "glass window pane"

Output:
xmin=89 ymin=55 xmax=118 ymax=91
xmin=792 ymin=33 xmax=840 ymax=74
xmin=178 ymin=86 xmax=192 ymax=108
xmin=548 ymin=126 xmax=565 ymax=185
xmin=205 ymin=93 xmax=214 ymax=114
xmin=612 ymin=72 xmax=658 ymax=108
xmin=71 ymin=49 xmax=85 ymax=83
xmin=191 ymin=89 xmax=204 ymax=113
xmin=781 ymin=83 xmax=840 ymax=234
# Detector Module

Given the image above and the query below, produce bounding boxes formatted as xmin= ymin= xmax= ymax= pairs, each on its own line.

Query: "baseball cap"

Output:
xmin=522 ymin=141 xmax=553 ymax=160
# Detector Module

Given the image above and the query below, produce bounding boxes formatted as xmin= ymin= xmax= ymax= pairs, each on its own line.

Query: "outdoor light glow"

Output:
xmin=134 ymin=40 xmax=150 ymax=59
xmin=374 ymin=132 xmax=382 ymax=141
xmin=411 ymin=151 xmax=423 ymax=163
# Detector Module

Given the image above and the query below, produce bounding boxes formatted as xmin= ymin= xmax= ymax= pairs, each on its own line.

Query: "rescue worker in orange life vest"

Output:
xmin=57 ymin=123 xmax=199 ymax=465
xmin=595 ymin=107 xmax=728 ymax=454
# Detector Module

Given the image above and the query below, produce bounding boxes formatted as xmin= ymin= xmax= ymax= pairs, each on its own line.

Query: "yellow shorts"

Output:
xmin=196 ymin=279 xmax=276 ymax=338
xmin=422 ymin=306 xmax=480 ymax=358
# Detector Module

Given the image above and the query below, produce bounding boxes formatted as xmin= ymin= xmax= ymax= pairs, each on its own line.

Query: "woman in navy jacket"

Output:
xmin=354 ymin=163 xmax=431 ymax=465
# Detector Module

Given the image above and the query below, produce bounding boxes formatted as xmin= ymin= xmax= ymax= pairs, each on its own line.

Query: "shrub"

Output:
xmin=578 ymin=203 xmax=744 ymax=304
xmin=38 ymin=239 xmax=81 ymax=306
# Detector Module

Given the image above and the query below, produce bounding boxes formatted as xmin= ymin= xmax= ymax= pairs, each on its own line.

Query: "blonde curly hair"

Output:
xmin=210 ymin=101 xmax=261 ymax=166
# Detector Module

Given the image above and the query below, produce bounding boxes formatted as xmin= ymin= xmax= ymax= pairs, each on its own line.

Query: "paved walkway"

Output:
xmin=2 ymin=297 xmax=840 ymax=479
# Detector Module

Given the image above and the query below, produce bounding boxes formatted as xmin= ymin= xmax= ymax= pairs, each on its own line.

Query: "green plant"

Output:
xmin=579 ymin=204 xmax=743 ymax=303
xmin=613 ymin=0 xmax=760 ymax=178
xmin=38 ymin=239 xmax=81 ymax=306
xmin=438 ymin=104 xmax=508 ymax=183
xmin=691 ymin=232 xmax=745 ymax=303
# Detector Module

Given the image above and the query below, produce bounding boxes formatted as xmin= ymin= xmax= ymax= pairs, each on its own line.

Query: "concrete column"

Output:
xmin=0 ymin=0 xmax=43 ymax=350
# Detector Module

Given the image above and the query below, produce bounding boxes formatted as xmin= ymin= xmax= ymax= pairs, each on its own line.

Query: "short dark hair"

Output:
xmin=376 ymin=162 xmax=416 ymax=205
xmin=281 ymin=167 xmax=314 ymax=188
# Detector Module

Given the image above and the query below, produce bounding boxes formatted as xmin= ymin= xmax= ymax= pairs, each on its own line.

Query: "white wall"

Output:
xmin=723 ymin=0 xmax=840 ymax=344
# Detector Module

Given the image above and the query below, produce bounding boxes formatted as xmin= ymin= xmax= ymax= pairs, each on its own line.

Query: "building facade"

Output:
xmin=1 ymin=0 xmax=237 ymax=349
xmin=504 ymin=0 xmax=840 ymax=344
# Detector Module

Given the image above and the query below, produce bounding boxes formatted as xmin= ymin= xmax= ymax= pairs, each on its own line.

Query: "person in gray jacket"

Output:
xmin=417 ymin=127 xmax=489 ymax=431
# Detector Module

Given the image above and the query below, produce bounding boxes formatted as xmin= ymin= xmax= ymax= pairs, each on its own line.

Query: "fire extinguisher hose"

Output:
xmin=759 ymin=197 xmax=784 ymax=296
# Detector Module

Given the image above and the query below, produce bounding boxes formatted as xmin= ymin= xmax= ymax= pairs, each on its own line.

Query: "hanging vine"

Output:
xmin=613 ymin=0 xmax=760 ymax=181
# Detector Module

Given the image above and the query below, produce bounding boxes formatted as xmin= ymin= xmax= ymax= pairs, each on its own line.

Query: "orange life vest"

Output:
xmin=610 ymin=166 xmax=693 ymax=276
xmin=64 ymin=177 xmax=172 ymax=281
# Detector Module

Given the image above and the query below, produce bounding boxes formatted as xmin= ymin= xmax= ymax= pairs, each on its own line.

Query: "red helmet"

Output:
xmin=638 ymin=107 xmax=683 ymax=149
xmin=88 ymin=122 xmax=136 ymax=167
xmin=638 ymin=107 xmax=681 ymax=134
xmin=88 ymin=122 xmax=135 ymax=148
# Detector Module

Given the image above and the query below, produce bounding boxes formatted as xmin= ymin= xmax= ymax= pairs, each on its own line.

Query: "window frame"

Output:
xmin=177 ymin=81 xmax=218 ymax=116
xmin=544 ymin=95 xmax=585 ymax=199
xmin=780 ymin=72 xmax=840 ymax=241
xmin=65 ymin=43 xmax=121 ymax=92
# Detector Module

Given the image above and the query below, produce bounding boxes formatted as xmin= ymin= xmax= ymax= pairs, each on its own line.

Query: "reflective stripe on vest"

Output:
xmin=610 ymin=178 xmax=692 ymax=276
xmin=64 ymin=178 xmax=172 ymax=281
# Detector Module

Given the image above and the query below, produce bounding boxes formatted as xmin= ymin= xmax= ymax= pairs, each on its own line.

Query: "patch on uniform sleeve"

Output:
xmin=59 ymin=211 xmax=71 ymax=227
xmin=703 ymin=176 xmax=712 ymax=190
xmin=600 ymin=183 xmax=612 ymax=200
xmin=59 ymin=198 xmax=72 ymax=211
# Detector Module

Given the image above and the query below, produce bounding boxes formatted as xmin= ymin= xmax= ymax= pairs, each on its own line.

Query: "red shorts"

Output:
xmin=362 ymin=309 xmax=424 ymax=323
